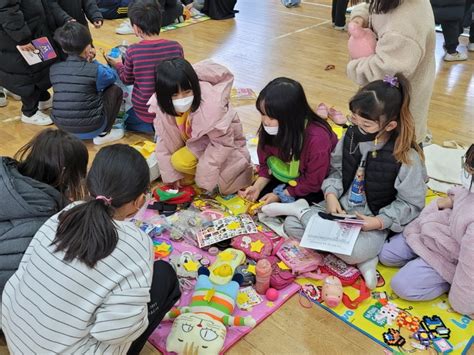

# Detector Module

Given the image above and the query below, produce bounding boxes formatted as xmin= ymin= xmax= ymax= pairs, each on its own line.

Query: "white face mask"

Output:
xmin=172 ymin=95 xmax=194 ymax=113
xmin=263 ymin=125 xmax=279 ymax=136
xmin=460 ymin=169 xmax=473 ymax=192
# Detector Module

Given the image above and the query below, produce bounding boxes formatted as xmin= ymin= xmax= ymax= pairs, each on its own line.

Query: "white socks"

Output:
xmin=358 ymin=256 xmax=379 ymax=290
xmin=261 ymin=199 xmax=310 ymax=219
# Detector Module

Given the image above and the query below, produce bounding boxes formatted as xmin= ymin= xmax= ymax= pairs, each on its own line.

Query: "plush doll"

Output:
xmin=347 ymin=22 xmax=377 ymax=59
xmin=165 ymin=268 xmax=256 ymax=355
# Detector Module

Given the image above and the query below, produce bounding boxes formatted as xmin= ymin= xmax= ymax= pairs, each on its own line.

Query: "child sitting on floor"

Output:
xmin=51 ymin=22 xmax=124 ymax=145
xmin=107 ymin=0 xmax=184 ymax=133
xmin=379 ymin=144 xmax=474 ymax=316
xmin=1 ymin=144 xmax=181 ymax=354
xmin=262 ymin=74 xmax=427 ymax=289
xmin=148 ymin=58 xmax=253 ymax=195
xmin=239 ymin=77 xmax=337 ymax=204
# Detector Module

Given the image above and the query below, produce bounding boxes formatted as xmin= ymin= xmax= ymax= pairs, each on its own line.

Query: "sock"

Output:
xmin=261 ymin=199 xmax=310 ymax=218
xmin=358 ymin=256 xmax=379 ymax=290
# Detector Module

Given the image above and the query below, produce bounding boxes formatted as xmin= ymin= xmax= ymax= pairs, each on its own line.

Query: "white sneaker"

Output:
xmin=21 ymin=111 xmax=53 ymax=126
xmin=468 ymin=43 xmax=474 ymax=52
xmin=334 ymin=25 xmax=346 ymax=31
xmin=443 ymin=51 xmax=468 ymax=62
xmin=38 ymin=97 xmax=53 ymax=111
xmin=93 ymin=128 xmax=125 ymax=145
xmin=4 ymin=89 xmax=21 ymax=101
xmin=116 ymin=20 xmax=134 ymax=35
xmin=0 ymin=88 xmax=7 ymax=107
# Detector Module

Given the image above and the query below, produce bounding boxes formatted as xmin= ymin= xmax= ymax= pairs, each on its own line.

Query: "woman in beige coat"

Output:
xmin=347 ymin=0 xmax=436 ymax=144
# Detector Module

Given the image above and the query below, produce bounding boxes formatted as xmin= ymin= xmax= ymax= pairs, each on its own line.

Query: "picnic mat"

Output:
xmin=136 ymin=208 xmax=300 ymax=354
xmin=161 ymin=14 xmax=211 ymax=33
xmin=297 ymin=264 xmax=474 ymax=354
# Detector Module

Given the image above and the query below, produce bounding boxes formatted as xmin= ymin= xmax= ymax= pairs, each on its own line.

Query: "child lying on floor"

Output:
xmin=379 ymin=144 xmax=474 ymax=316
xmin=261 ymin=74 xmax=427 ymax=289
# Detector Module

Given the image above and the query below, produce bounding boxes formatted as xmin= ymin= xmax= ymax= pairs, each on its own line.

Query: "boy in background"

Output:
xmin=107 ymin=0 xmax=184 ymax=133
xmin=51 ymin=22 xmax=124 ymax=145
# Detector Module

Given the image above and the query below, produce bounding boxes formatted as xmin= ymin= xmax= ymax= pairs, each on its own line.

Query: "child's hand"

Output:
xmin=86 ymin=47 xmax=96 ymax=62
xmin=355 ymin=213 xmax=383 ymax=231
xmin=325 ymin=193 xmax=345 ymax=214
xmin=437 ymin=196 xmax=453 ymax=210
xmin=239 ymin=185 xmax=260 ymax=202
xmin=259 ymin=193 xmax=280 ymax=205
xmin=93 ymin=20 xmax=103 ymax=28
xmin=106 ymin=55 xmax=122 ymax=67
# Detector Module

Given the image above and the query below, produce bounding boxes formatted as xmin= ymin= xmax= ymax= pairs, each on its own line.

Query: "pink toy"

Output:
xmin=321 ymin=276 xmax=343 ymax=308
xmin=347 ymin=22 xmax=377 ymax=59
xmin=265 ymin=288 xmax=279 ymax=301
xmin=255 ymin=259 xmax=272 ymax=295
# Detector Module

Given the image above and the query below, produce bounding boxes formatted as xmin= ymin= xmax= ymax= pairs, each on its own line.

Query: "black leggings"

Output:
xmin=259 ymin=177 xmax=324 ymax=204
xmin=127 ymin=261 xmax=181 ymax=355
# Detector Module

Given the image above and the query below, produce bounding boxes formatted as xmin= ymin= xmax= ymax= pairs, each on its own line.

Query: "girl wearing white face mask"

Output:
xmin=379 ymin=144 xmax=474 ymax=316
xmin=147 ymin=58 xmax=253 ymax=194
xmin=239 ymin=77 xmax=337 ymax=205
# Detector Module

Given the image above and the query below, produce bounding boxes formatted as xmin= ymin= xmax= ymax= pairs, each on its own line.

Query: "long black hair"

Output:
xmin=349 ymin=73 xmax=423 ymax=164
xmin=155 ymin=58 xmax=202 ymax=116
xmin=14 ymin=128 xmax=88 ymax=202
xmin=256 ymin=77 xmax=334 ymax=162
xmin=369 ymin=0 xmax=402 ymax=14
xmin=53 ymin=144 xmax=150 ymax=268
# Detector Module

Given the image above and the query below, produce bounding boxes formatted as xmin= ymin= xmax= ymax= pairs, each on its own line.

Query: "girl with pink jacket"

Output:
xmin=148 ymin=59 xmax=252 ymax=195
xmin=380 ymin=144 xmax=474 ymax=316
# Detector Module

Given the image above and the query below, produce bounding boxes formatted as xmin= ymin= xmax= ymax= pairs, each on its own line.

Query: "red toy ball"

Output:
xmin=266 ymin=288 xmax=279 ymax=301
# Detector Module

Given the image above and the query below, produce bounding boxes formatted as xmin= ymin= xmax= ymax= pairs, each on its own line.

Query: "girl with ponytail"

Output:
xmin=262 ymin=73 xmax=427 ymax=290
xmin=2 ymin=144 xmax=180 ymax=355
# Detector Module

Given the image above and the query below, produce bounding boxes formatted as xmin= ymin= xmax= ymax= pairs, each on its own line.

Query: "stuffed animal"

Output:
xmin=347 ymin=22 xmax=377 ymax=59
xmin=165 ymin=268 xmax=256 ymax=355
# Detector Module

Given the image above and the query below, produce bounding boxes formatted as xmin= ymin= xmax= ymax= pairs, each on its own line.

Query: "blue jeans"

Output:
xmin=125 ymin=108 xmax=154 ymax=133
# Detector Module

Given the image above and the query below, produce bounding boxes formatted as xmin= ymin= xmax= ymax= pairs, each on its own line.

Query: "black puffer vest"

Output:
xmin=342 ymin=126 xmax=401 ymax=215
xmin=50 ymin=56 xmax=103 ymax=133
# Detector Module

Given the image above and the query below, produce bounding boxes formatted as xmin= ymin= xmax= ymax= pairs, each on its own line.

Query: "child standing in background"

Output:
xmin=107 ymin=0 xmax=184 ymax=133
xmin=51 ymin=22 xmax=124 ymax=145
xmin=264 ymin=74 xmax=426 ymax=289
xmin=240 ymin=77 xmax=337 ymax=205
xmin=149 ymin=58 xmax=253 ymax=195
xmin=49 ymin=0 xmax=104 ymax=28
xmin=1 ymin=144 xmax=180 ymax=354
xmin=380 ymin=144 xmax=474 ymax=316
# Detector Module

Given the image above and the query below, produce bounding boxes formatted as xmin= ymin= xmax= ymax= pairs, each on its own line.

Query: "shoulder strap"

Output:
xmin=341 ymin=278 xmax=370 ymax=309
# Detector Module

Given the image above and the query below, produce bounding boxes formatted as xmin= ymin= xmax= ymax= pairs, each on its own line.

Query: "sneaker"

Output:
xmin=443 ymin=51 xmax=468 ymax=62
xmin=334 ymin=25 xmax=346 ymax=31
xmin=93 ymin=128 xmax=125 ymax=145
xmin=38 ymin=97 xmax=53 ymax=111
xmin=21 ymin=111 xmax=53 ymax=126
xmin=0 ymin=89 xmax=7 ymax=107
xmin=116 ymin=20 xmax=133 ymax=35
xmin=4 ymin=89 xmax=21 ymax=101
xmin=468 ymin=42 xmax=474 ymax=52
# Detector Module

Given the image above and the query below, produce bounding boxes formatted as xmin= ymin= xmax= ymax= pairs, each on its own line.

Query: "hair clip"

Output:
xmin=383 ymin=75 xmax=399 ymax=88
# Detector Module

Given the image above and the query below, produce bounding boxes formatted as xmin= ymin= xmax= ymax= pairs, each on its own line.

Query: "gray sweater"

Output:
xmin=322 ymin=138 xmax=427 ymax=233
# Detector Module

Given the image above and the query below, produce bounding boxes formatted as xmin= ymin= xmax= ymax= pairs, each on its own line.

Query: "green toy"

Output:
xmin=267 ymin=156 xmax=300 ymax=186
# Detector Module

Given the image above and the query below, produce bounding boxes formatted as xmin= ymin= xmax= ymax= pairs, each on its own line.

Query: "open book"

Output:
xmin=17 ymin=37 xmax=57 ymax=66
xmin=300 ymin=215 xmax=362 ymax=256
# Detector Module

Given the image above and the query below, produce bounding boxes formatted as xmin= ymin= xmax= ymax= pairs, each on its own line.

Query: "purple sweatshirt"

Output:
xmin=257 ymin=122 xmax=338 ymax=197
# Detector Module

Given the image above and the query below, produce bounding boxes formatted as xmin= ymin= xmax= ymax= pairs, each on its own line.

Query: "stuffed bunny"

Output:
xmin=347 ymin=22 xmax=377 ymax=59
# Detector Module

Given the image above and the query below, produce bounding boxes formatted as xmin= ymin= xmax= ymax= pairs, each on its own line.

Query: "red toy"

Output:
xmin=153 ymin=185 xmax=195 ymax=204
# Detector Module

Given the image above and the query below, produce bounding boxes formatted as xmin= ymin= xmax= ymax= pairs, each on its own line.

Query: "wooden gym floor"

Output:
xmin=0 ymin=0 xmax=473 ymax=353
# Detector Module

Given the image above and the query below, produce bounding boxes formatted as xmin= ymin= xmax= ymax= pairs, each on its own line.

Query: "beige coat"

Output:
xmin=347 ymin=0 xmax=436 ymax=143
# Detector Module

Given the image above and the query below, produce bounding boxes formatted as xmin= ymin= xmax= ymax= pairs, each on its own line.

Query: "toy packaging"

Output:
xmin=196 ymin=214 xmax=257 ymax=248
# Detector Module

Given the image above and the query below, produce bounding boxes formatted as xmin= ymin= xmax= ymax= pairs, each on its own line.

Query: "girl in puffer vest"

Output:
xmin=379 ymin=144 xmax=474 ymax=316
xmin=262 ymin=74 xmax=426 ymax=289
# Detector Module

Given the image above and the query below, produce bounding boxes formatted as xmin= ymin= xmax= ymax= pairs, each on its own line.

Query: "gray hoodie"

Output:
xmin=0 ymin=157 xmax=63 ymax=302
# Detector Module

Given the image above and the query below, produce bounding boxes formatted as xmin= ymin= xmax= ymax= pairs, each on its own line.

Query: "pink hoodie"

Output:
xmin=148 ymin=60 xmax=253 ymax=194
xmin=405 ymin=187 xmax=474 ymax=316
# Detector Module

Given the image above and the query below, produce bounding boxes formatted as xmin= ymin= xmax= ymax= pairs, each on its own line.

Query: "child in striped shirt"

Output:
xmin=107 ymin=0 xmax=184 ymax=133
xmin=2 ymin=144 xmax=180 ymax=355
